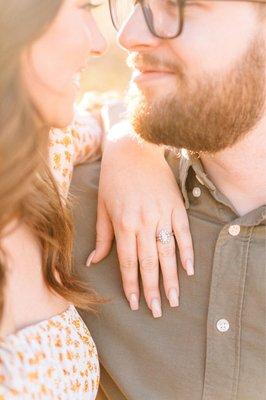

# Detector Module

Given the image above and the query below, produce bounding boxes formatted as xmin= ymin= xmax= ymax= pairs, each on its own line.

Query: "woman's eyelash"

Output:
xmin=81 ymin=2 xmax=102 ymax=10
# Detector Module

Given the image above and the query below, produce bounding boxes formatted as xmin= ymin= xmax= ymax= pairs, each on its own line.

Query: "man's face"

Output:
xmin=118 ymin=2 xmax=266 ymax=153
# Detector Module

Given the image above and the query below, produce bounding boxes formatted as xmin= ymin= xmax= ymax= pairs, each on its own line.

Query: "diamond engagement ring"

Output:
xmin=156 ymin=229 xmax=174 ymax=244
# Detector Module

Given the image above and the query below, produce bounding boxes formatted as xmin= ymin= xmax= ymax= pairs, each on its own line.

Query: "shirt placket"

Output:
xmin=202 ymin=222 xmax=253 ymax=400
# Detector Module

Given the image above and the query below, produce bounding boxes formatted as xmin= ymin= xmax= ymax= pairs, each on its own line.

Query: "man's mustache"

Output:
xmin=127 ymin=53 xmax=184 ymax=77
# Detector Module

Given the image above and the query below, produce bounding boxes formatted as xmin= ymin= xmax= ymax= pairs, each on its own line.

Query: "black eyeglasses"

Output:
xmin=109 ymin=0 xmax=265 ymax=40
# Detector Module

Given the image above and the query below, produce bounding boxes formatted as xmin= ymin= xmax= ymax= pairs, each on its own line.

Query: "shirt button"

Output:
xmin=228 ymin=224 xmax=241 ymax=236
xmin=216 ymin=319 xmax=230 ymax=333
xmin=192 ymin=187 xmax=202 ymax=198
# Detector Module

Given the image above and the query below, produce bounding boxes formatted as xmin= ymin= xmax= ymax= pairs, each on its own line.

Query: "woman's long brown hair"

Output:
xmin=0 ymin=0 xmax=101 ymax=321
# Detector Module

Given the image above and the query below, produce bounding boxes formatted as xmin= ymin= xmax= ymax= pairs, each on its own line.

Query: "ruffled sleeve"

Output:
xmin=49 ymin=111 xmax=102 ymax=198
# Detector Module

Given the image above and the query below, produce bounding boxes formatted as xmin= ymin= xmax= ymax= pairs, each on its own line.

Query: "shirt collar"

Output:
xmin=178 ymin=149 xmax=266 ymax=226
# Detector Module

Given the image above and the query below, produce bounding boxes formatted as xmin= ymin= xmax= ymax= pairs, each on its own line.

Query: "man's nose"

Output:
xmin=118 ymin=4 xmax=160 ymax=52
xmin=90 ymin=19 xmax=108 ymax=57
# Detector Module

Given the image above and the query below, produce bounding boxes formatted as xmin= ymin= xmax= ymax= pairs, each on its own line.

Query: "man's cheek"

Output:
xmin=174 ymin=19 xmax=252 ymax=76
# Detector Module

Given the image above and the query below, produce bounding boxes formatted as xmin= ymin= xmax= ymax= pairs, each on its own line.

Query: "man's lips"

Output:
xmin=132 ymin=68 xmax=175 ymax=85
xmin=133 ymin=64 xmax=175 ymax=74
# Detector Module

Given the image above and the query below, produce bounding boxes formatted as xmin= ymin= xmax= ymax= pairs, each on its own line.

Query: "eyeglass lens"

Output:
xmin=109 ymin=0 xmax=181 ymax=39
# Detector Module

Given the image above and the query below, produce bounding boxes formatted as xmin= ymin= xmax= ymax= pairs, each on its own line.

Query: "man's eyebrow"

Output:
xmin=185 ymin=0 xmax=213 ymax=9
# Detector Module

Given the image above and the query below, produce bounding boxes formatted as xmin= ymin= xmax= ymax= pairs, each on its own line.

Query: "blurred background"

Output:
xmin=80 ymin=1 xmax=131 ymax=96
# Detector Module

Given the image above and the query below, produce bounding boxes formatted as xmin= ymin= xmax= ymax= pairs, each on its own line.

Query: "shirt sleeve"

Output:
xmin=49 ymin=111 xmax=102 ymax=199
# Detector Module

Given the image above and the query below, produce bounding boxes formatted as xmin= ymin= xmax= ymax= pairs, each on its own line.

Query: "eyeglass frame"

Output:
xmin=108 ymin=0 xmax=266 ymax=40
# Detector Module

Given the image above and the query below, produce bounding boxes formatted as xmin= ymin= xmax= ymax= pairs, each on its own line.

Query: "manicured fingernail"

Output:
xmin=129 ymin=294 xmax=139 ymax=311
xmin=151 ymin=298 xmax=162 ymax=318
xmin=186 ymin=259 xmax=194 ymax=276
xmin=168 ymin=288 xmax=179 ymax=307
xmin=86 ymin=250 xmax=96 ymax=267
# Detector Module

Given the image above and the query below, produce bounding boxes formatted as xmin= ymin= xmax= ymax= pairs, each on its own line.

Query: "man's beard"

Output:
xmin=127 ymin=37 xmax=266 ymax=153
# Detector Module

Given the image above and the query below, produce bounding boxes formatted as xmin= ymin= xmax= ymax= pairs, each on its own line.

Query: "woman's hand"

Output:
xmin=87 ymin=124 xmax=194 ymax=318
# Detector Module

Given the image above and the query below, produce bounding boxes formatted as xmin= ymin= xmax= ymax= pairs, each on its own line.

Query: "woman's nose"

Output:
xmin=90 ymin=20 xmax=108 ymax=57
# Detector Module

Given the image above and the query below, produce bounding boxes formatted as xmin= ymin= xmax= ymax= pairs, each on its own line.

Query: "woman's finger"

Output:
xmin=115 ymin=227 xmax=139 ymax=311
xmin=172 ymin=206 xmax=194 ymax=276
xmin=156 ymin=224 xmax=179 ymax=308
xmin=137 ymin=229 xmax=161 ymax=318
xmin=87 ymin=199 xmax=114 ymax=265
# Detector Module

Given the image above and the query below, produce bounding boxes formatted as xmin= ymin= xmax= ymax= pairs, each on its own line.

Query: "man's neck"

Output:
xmin=200 ymin=121 xmax=266 ymax=216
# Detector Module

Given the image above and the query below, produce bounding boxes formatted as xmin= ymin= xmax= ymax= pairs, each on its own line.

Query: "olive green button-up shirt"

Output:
xmin=71 ymin=154 xmax=266 ymax=400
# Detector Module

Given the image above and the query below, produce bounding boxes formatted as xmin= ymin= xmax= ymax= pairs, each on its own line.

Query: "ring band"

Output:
xmin=156 ymin=229 xmax=174 ymax=244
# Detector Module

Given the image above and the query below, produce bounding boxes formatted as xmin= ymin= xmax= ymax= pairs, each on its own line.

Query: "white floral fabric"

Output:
xmin=0 ymin=306 xmax=99 ymax=399
xmin=49 ymin=110 xmax=102 ymax=198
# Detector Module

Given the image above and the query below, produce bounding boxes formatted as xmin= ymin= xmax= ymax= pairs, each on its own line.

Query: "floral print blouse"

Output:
xmin=0 ymin=112 xmax=102 ymax=399
xmin=0 ymin=306 xmax=99 ymax=399
xmin=49 ymin=110 xmax=102 ymax=198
